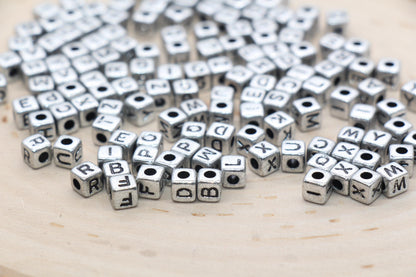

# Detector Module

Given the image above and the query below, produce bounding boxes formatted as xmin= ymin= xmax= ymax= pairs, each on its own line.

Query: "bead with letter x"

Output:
xmin=334 ymin=163 xmax=353 ymax=174
xmin=339 ymin=145 xmax=355 ymax=155
xmin=352 ymin=185 xmax=365 ymax=198
xmin=372 ymin=184 xmax=382 ymax=197
xmin=267 ymin=157 xmax=277 ymax=172
xmin=254 ymin=143 xmax=272 ymax=154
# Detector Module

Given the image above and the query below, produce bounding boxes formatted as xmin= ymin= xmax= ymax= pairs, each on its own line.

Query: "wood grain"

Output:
xmin=0 ymin=0 xmax=416 ymax=276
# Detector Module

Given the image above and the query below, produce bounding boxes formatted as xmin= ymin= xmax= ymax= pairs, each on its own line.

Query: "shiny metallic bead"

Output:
xmin=61 ymin=42 xmax=89 ymax=60
xmin=195 ymin=0 xmax=223 ymax=20
xmin=251 ymin=32 xmax=278 ymax=46
xmin=83 ymin=2 xmax=107 ymax=17
xmin=91 ymin=47 xmax=121 ymax=70
xmin=165 ymin=40 xmax=191 ymax=64
xmin=197 ymin=168 xmax=222 ymax=202
xmin=237 ymin=44 xmax=264 ymax=64
xmin=296 ymin=5 xmax=319 ymax=31
xmin=221 ymin=155 xmax=246 ymax=188
xmin=301 ymin=76 xmax=331 ymax=105
xmin=274 ymin=76 xmax=302 ymax=99
xmin=328 ymin=49 xmax=356 ymax=68
xmin=81 ymin=32 xmax=109 ymax=52
xmin=0 ymin=51 xmax=22 ymax=83
xmin=375 ymin=58 xmax=401 ymax=89
xmin=71 ymin=162 xmax=103 ymax=198
xmin=38 ymin=16 xmax=64 ymax=33
xmin=286 ymin=64 xmax=315 ymax=82
xmin=33 ymin=3 xmax=59 ymax=19
xmin=331 ymin=142 xmax=360 ymax=163
xmin=206 ymin=99 xmax=230 ymax=124
xmin=21 ymin=60 xmax=48 ymax=87
xmin=194 ymin=21 xmax=219 ymax=40
xmin=37 ymin=91 xmax=65 ymax=110
xmin=109 ymin=130 xmax=137 ymax=162
xmin=344 ymin=38 xmax=370 ymax=57
xmin=97 ymin=145 xmax=124 ymax=168
xmin=361 ymin=130 xmax=392 ymax=163
xmin=157 ymin=63 xmax=183 ymax=85
xmin=384 ymin=118 xmax=413 ymax=143
xmin=171 ymin=168 xmax=197 ymax=202
xmin=350 ymin=168 xmax=382 ymax=205
xmin=358 ymin=78 xmax=386 ymax=105
xmin=131 ymin=145 xmax=159 ymax=176
xmin=49 ymin=102 xmax=80 ymax=135
xmin=103 ymin=160 xmax=131 ymax=193
xmin=210 ymin=85 xmax=235 ymax=101
xmin=164 ymin=5 xmax=193 ymax=26
xmin=197 ymin=38 xmax=224 ymax=60
xmin=72 ymin=55 xmax=99 ymax=75
xmin=377 ymin=162 xmax=409 ymax=198
xmin=264 ymin=111 xmax=295 ymax=146
xmin=401 ymin=80 xmax=416 ymax=112
xmin=137 ymin=131 xmax=163 ymax=153
xmin=97 ymin=24 xmax=126 ymax=41
xmin=161 ymin=25 xmax=187 ymax=44
xmin=314 ymin=60 xmax=344 ymax=87
xmin=248 ymin=141 xmax=280 ymax=177
xmin=192 ymin=147 xmax=222 ymax=171
xmin=263 ymin=90 xmax=291 ymax=115
xmin=53 ymin=135 xmax=82 ymax=169
xmin=172 ymin=79 xmax=199 ymax=105
xmin=319 ymin=33 xmax=345 ymax=59
xmin=158 ymin=107 xmax=187 ymax=143
xmin=326 ymin=10 xmax=348 ymax=34
xmin=225 ymin=65 xmax=254 ymax=94
xmin=111 ymin=77 xmax=139 ymax=100
xmin=273 ymin=53 xmax=301 ymax=78
xmin=389 ymin=144 xmax=414 ymax=178
xmin=352 ymin=149 xmax=381 ymax=170
xmin=225 ymin=19 xmax=253 ymax=38
xmin=249 ymin=74 xmax=277 ymax=92
xmin=207 ymin=56 xmax=233 ymax=87
xmin=184 ymin=61 xmax=211 ymax=92
xmin=307 ymin=136 xmax=336 ymax=160
xmin=109 ymin=174 xmax=138 ymax=210
xmin=252 ymin=18 xmax=278 ymax=33
xmin=0 ymin=74 xmax=6 ymax=105
xmin=279 ymin=27 xmax=304 ymax=46
xmin=262 ymin=42 xmax=290 ymax=60
xmin=28 ymin=75 xmax=54 ymax=95
xmin=135 ymin=43 xmax=160 ymax=65
xmin=52 ymin=68 xmax=78 ymax=86
xmin=303 ymin=168 xmax=332 ymax=205
xmin=8 ymin=36 xmax=34 ymax=52
xmin=239 ymin=102 xmax=265 ymax=128
xmin=348 ymin=57 xmax=375 ymax=87
xmin=97 ymin=99 xmax=123 ymax=118
xmin=181 ymin=121 xmax=207 ymax=145
xmin=38 ymin=33 xmax=65 ymax=54
xmin=124 ymin=92 xmax=155 ymax=127
xmin=111 ymin=36 xmax=137 ymax=61
xmin=88 ymin=82 xmax=117 ymax=101
xmin=145 ymin=79 xmax=172 ymax=112
xmin=136 ymin=165 xmax=165 ymax=200
xmin=287 ymin=17 xmax=314 ymax=40
xmin=28 ymin=110 xmax=56 ymax=141
xmin=376 ymin=98 xmax=406 ymax=125
xmin=206 ymin=122 xmax=236 ymax=154
xmin=92 ymin=114 xmax=122 ymax=145
xmin=246 ymin=58 xmax=276 ymax=76
xmin=330 ymin=161 xmax=358 ymax=196
xmin=267 ymin=5 xmax=294 ymax=26
xmin=104 ymin=62 xmax=128 ymax=82
xmin=330 ymin=86 xmax=360 ymax=120
xmin=213 ymin=6 xmax=241 ymax=30
xmin=349 ymin=104 xmax=377 ymax=131
xmin=75 ymin=16 xmax=103 ymax=35
xmin=290 ymin=41 xmax=317 ymax=65
xmin=46 ymin=54 xmax=70 ymax=73
xmin=337 ymin=126 xmax=365 ymax=146
xmin=59 ymin=8 xmax=83 ymax=23
xmin=155 ymin=150 xmax=185 ymax=183
xmin=307 ymin=153 xmax=337 ymax=172
xmin=133 ymin=9 xmax=159 ymax=34
xmin=100 ymin=10 xmax=129 ymax=27
xmin=240 ymin=86 xmax=266 ymax=104
xmin=13 ymin=95 xmax=40 ymax=130
xmin=21 ymin=134 xmax=52 ymax=169
xmin=18 ymin=46 xmax=47 ymax=63
xmin=403 ymin=130 xmax=416 ymax=159
xmin=281 ymin=140 xmax=306 ymax=173
xmin=236 ymin=124 xmax=265 ymax=157
xmin=109 ymin=0 xmax=135 ymax=12
xmin=171 ymin=138 xmax=201 ymax=167
xmin=179 ymin=99 xmax=208 ymax=123
xmin=292 ymin=97 xmax=322 ymax=132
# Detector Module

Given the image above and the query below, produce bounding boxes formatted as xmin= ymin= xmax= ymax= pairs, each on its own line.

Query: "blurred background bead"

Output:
xmin=349 ymin=103 xmax=377 ymax=131
xmin=326 ymin=10 xmax=349 ymax=34
xmin=330 ymin=86 xmax=360 ymax=120
xmin=97 ymin=99 xmax=123 ymax=118
xmin=344 ymin=38 xmax=370 ymax=57
xmin=376 ymin=58 xmax=401 ymax=90
xmin=124 ymin=92 xmax=155 ymax=127
xmin=348 ymin=57 xmax=375 ymax=87
xmin=319 ymin=33 xmax=345 ymax=58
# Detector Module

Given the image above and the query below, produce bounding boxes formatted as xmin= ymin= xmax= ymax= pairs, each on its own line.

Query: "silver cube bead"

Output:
xmin=250 ymin=74 xmax=277 ymax=92
xmin=58 ymin=81 xmax=86 ymax=101
xmin=71 ymin=93 xmax=99 ymax=127
xmin=184 ymin=60 xmax=212 ymax=92
xmin=207 ymin=56 xmax=233 ymax=86
xmin=210 ymin=85 xmax=235 ymax=102
xmin=292 ymin=97 xmax=322 ymax=132
xmin=240 ymin=102 xmax=265 ymax=128
xmin=376 ymin=98 xmax=406 ymax=125
xmin=103 ymin=160 xmax=131 ymax=193
xmin=180 ymin=98 xmax=208 ymax=124
xmin=326 ymin=10 xmax=348 ymax=34
xmin=171 ymin=138 xmax=201 ymax=168
xmin=221 ymin=155 xmax=246 ymax=188
xmin=171 ymin=168 xmax=197 ymax=203
xmin=92 ymin=114 xmax=122 ymax=145
xmin=145 ymin=79 xmax=172 ymax=112
xmin=348 ymin=57 xmax=375 ymax=87
xmin=303 ymin=168 xmax=333 ymax=205
xmin=400 ymin=80 xmax=416 ymax=112
xmin=352 ymin=149 xmax=381 ymax=170
xmin=172 ymin=79 xmax=199 ymax=106
xmin=53 ymin=135 xmax=82 ymax=169
xmin=109 ymin=174 xmax=138 ymax=210
xmin=104 ymin=62 xmax=129 ymax=82
xmin=301 ymin=76 xmax=331 ymax=105
xmin=98 ymin=99 xmax=123 ymax=118
xmin=236 ymin=124 xmax=265 ymax=157
xmin=350 ymin=168 xmax=382 ymax=205
xmin=224 ymin=65 xmax=254 ymax=95
xmin=109 ymin=130 xmax=138 ymax=162
xmin=314 ymin=59 xmax=345 ymax=87
xmin=37 ymin=91 xmax=65 ymax=110
xmin=281 ymin=140 xmax=306 ymax=173
xmin=273 ymin=53 xmax=301 ymax=78
xmin=349 ymin=103 xmax=377 ymax=131
xmin=71 ymin=161 xmax=103 ymax=198
xmin=286 ymin=64 xmax=315 ymax=82
xmin=307 ymin=136 xmax=336 ymax=160
xmin=330 ymin=86 xmax=360 ymax=120
xmin=389 ymin=144 xmax=414 ymax=178
xmin=97 ymin=145 xmax=124 ymax=168
xmin=307 ymin=153 xmax=337 ymax=172
xmin=248 ymin=141 xmax=280 ymax=177
xmin=197 ymin=168 xmax=222 ymax=202
xmin=49 ymin=102 xmax=80 ymax=135
xmin=377 ymin=162 xmax=409 ymax=198
xmin=135 ymin=43 xmax=160 ymax=65
xmin=331 ymin=142 xmax=360 ymax=163
xmin=263 ymin=90 xmax=292 ymax=115
xmin=192 ymin=147 xmax=222 ymax=171
xmin=209 ymin=99 xmax=234 ymax=125
xmin=181 ymin=121 xmax=206 ymax=145
xmin=328 ymin=49 xmax=356 ymax=68
xmin=376 ymin=58 xmax=401 ymax=90
xmin=290 ymin=41 xmax=316 ymax=65
xmin=137 ymin=131 xmax=163 ymax=153
xmin=136 ymin=165 xmax=165 ymax=200
xmin=28 ymin=110 xmax=56 ymax=141
xmin=384 ymin=117 xmax=413 ymax=143
xmin=0 ymin=51 xmax=22 ymax=83
xmin=319 ymin=33 xmax=345 ymax=58
xmin=264 ymin=111 xmax=295 ymax=146
xmin=206 ymin=122 xmax=236 ymax=154
xmin=158 ymin=107 xmax=187 ymax=143
xmin=194 ymin=20 xmax=219 ymax=40
xmin=111 ymin=77 xmax=139 ymax=100
xmin=197 ymin=38 xmax=224 ymax=60
xmin=155 ymin=150 xmax=186 ymax=183
xmin=274 ymin=76 xmax=302 ymax=99
xmin=337 ymin=126 xmax=365 ymax=145
xmin=131 ymin=146 xmax=159 ymax=176
xmin=22 ymin=134 xmax=52 ymax=169
xmin=330 ymin=161 xmax=359 ymax=196
xmin=361 ymin=129 xmax=392 ymax=163
xmin=124 ymin=92 xmax=155 ymax=127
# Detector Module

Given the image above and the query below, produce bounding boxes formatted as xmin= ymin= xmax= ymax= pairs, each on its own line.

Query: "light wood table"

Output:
xmin=0 ymin=0 xmax=416 ymax=276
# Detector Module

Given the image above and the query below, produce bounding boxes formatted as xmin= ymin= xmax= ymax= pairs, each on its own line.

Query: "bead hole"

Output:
xmin=360 ymin=153 xmax=373 ymax=160
xmin=66 ymin=85 xmax=76 ymax=90
xmin=61 ymin=138 xmax=73 ymax=145
xmin=144 ymin=168 xmax=157 ymax=176
xmin=360 ymin=172 xmax=372 ymax=179
xmin=332 ymin=179 xmax=343 ymax=190
xmin=134 ymin=96 xmax=144 ymax=101
xmin=312 ymin=172 xmax=324 ymax=179
xmin=178 ymin=171 xmax=190 ymax=179
xmin=387 ymin=102 xmax=397 ymax=108
xmin=250 ymin=158 xmax=259 ymax=169
xmin=168 ymin=111 xmax=178 ymax=117
xmin=96 ymin=133 xmax=107 ymax=143
xmin=73 ymin=179 xmax=81 ymax=190
xmin=64 ymin=120 xmax=75 ymax=130
xmin=340 ymin=90 xmax=350 ymax=95
xmin=227 ymin=175 xmax=240 ymax=185
xmin=393 ymin=121 xmax=405 ymax=127
xmin=204 ymin=170 xmax=216 ymax=178
xmin=245 ymin=128 xmax=257 ymax=135
xmin=287 ymin=159 xmax=300 ymax=169
xmin=38 ymin=152 xmax=49 ymax=163
xmin=98 ymin=86 xmax=107 ymax=92
xmin=35 ymin=114 xmax=47 ymax=120
xmin=396 ymin=147 xmax=408 ymax=154
xmin=302 ymin=101 xmax=312 ymax=107
xmin=216 ymin=103 xmax=227 ymax=108
xmin=164 ymin=154 xmax=176 ymax=161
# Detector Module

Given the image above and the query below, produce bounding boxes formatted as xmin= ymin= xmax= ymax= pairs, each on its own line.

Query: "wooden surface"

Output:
xmin=1 ymin=0 xmax=416 ymax=276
